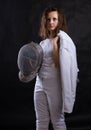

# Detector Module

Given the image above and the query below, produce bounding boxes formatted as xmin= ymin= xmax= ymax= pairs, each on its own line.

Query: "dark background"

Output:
xmin=0 ymin=0 xmax=91 ymax=130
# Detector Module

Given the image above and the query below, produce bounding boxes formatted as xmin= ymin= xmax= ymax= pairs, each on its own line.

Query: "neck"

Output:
xmin=49 ymin=31 xmax=54 ymax=38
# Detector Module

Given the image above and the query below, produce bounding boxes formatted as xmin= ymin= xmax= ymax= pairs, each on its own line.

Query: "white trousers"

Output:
xmin=34 ymin=75 xmax=67 ymax=130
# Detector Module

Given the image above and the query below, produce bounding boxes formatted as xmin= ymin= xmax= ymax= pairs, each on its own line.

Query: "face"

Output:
xmin=47 ymin=11 xmax=59 ymax=32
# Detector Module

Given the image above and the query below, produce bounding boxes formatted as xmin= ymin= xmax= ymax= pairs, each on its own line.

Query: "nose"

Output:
xmin=49 ymin=19 xmax=54 ymax=25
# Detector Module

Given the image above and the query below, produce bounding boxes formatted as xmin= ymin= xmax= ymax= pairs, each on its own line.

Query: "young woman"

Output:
xmin=34 ymin=6 xmax=79 ymax=130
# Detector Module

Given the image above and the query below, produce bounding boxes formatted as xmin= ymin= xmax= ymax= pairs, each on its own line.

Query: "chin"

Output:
xmin=49 ymin=28 xmax=55 ymax=31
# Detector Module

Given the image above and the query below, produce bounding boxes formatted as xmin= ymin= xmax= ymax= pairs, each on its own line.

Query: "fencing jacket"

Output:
xmin=58 ymin=31 xmax=79 ymax=113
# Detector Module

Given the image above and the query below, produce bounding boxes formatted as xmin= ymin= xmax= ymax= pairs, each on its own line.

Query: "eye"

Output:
xmin=53 ymin=18 xmax=58 ymax=21
xmin=47 ymin=18 xmax=50 ymax=22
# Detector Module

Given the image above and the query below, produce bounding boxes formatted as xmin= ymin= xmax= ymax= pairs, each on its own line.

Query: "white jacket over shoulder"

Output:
xmin=58 ymin=31 xmax=79 ymax=113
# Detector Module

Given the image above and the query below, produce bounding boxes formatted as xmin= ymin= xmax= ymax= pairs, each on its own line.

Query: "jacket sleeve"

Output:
xmin=70 ymin=46 xmax=79 ymax=101
xmin=59 ymin=47 xmax=74 ymax=113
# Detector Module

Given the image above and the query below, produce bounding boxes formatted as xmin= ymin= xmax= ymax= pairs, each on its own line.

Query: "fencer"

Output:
xmin=17 ymin=6 xmax=79 ymax=130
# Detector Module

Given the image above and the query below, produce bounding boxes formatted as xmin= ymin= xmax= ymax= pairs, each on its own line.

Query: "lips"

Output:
xmin=49 ymin=26 xmax=54 ymax=28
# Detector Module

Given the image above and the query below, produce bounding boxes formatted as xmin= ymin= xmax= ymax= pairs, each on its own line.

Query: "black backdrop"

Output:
xmin=0 ymin=0 xmax=91 ymax=130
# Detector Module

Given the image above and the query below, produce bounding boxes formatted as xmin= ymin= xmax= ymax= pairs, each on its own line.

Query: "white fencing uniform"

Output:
xmin=34 ymin=37 xmax=67 ymax=130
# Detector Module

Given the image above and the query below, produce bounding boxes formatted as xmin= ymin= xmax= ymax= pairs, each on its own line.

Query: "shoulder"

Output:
xmin=58 ymin=30 xmax=74 ymax=44
xmin=39 ymin=39 xmax=48 ymax=45
xmin=58 ymin=30 xmax=76 ymax=52
xmin=39 ymin=39 xmax=50 ymax=47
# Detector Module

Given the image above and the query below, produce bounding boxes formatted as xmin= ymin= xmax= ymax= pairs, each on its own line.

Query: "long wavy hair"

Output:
xmin=39 ymin=6 xmax=67 ymax=68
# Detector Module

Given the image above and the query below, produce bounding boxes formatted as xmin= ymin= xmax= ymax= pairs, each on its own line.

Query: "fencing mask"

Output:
xmin=17 ymin=41 xmax=43 ymax=82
